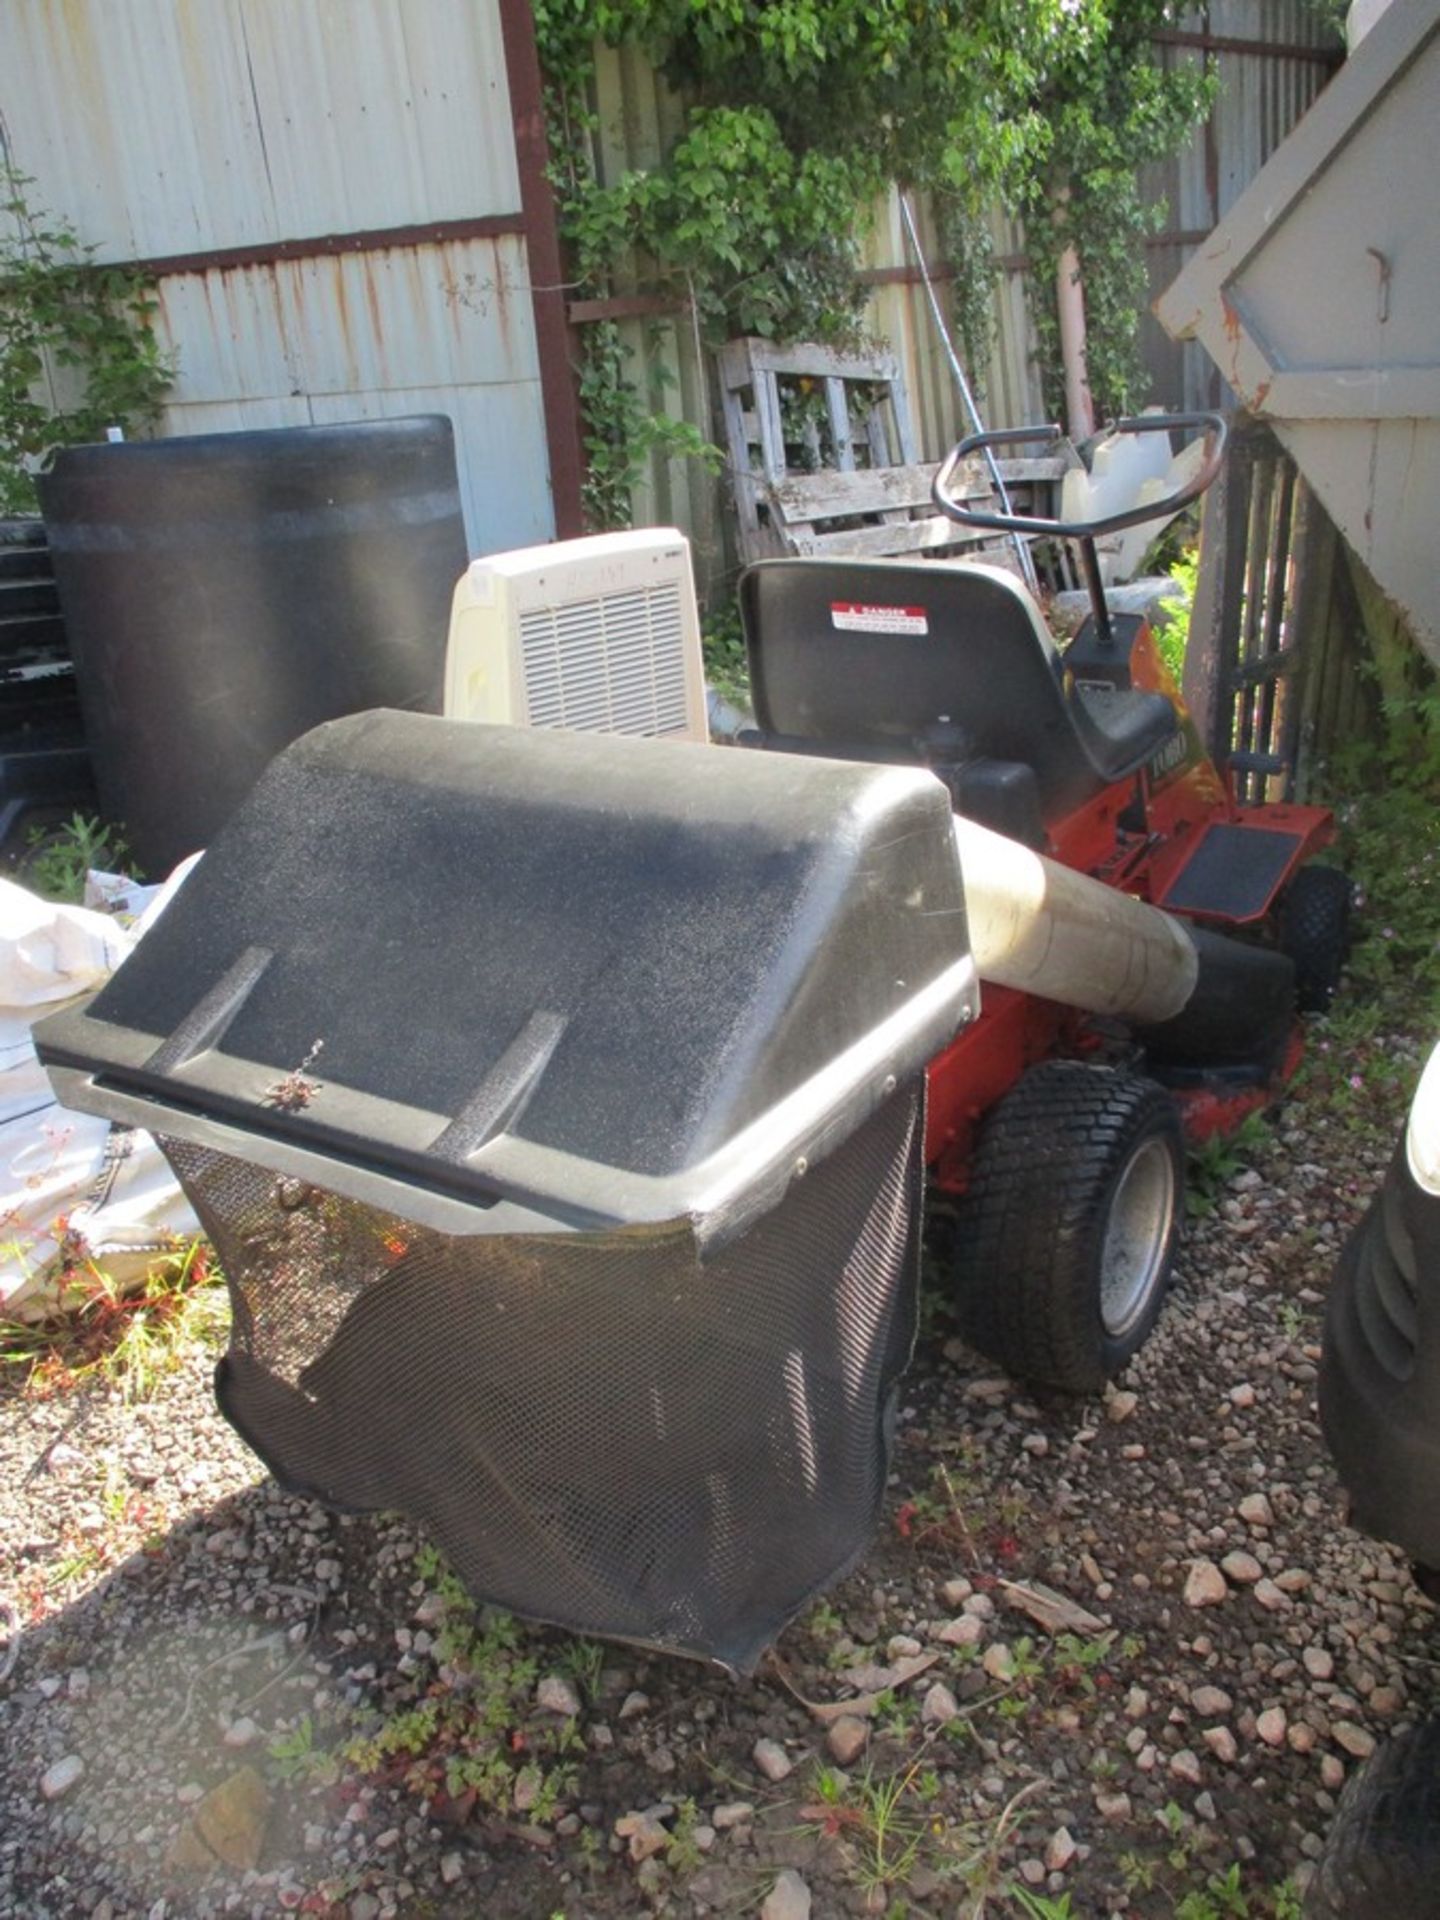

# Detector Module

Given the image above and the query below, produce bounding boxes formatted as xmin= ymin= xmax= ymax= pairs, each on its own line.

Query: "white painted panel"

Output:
xmin=0 ymin=0 xmax=516 ymax=260
xmin=1234 ymin=48 xmax=1440 ymax=376
xmin=307 ymin=384 xmax=553 ymax=556
xmin=0 ymin=0 xmax=274 ymax=257
xmin=1280 ymin=419 xmax=1440 ymax=663
xmin=154 ymin=396 xmax=316 ymax=435
xmin=238 ymin=0 xmax=520 ymax=234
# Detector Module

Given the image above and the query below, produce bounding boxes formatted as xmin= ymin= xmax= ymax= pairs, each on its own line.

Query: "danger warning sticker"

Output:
xmin=830 ymin=601 xmax=929 ymax=636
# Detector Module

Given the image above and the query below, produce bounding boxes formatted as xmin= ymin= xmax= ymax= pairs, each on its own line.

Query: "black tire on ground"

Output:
xmin=1280 ymin=864 xmax=1352 ymax=1012
xmin=950 ymin=1061 xmax=1184 ymax=1394
xmin=1305 ymin=1716 xmax=1440 ymax=1918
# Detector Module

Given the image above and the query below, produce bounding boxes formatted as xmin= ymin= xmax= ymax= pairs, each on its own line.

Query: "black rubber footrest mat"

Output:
xmin=1158 ymin=823 xmax=1302 ymax=920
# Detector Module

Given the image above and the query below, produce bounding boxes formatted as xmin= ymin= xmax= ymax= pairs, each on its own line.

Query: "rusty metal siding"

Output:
xmin=146 ymin=235 xmax=550 ymax=552
xmin=0 ymin=0 xmax=552 ymax=554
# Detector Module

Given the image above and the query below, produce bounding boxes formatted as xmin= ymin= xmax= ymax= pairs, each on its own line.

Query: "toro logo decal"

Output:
xmin=830 ymin=602 xmax=929 ymax=636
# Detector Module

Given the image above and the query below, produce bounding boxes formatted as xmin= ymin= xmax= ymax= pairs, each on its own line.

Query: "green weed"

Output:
xmin=1010 ymin=1892 xmax=1076 ymax=1918
xmin=701 ymin=601 xmax=750 ymax=709
xmin=1185 ymin=1113 xmax=1270 ymax=1218
xmin=22 ymin=812 xmax=133 ymax=903
xmin=1150 ymin=541 xmax=1201 ymax=684
xmin=268 ymin=1714 xmax=343 ymax=1787
xmin=0 ymin=1237 xmax=227 ymax=1401
xmin=348 ymin=1547 xmax=579 ymax=1825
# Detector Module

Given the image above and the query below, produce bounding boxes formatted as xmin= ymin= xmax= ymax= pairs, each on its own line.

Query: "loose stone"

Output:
xmin=1190 ymin=1686 xmax=1233 ymax=1718
xmin=922 ymin=1682 xmax=960 ymax=1727
xmin=1221 ymin=1550 xmax=1263 ymax=1585
xmin=536 ymin=1674 xmax=582 ymax=1719
xmin=826 ymin=1716 xmax=869 ymax=1767
xmin=39 ymin=1755 xmax=84 ymax=1800
xmin=1044 ymin=1827 xmax=1078 ymax=1872
xmin=760 ymin=1869 xmax=812 ymax=1920
xmin=1332 ymin=1722 xmax=1376 ymax=1761
xmin=1184 ymin=1560 xmax=1228 ymax=1608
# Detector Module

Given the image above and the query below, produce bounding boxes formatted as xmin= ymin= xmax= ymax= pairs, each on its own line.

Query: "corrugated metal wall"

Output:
xmin=584 ymin=3 xmax=1340 ymax=566
xmin=1 ymin=3 xmax=1342 ymax=569
xmin=0 ymin=0 xmax=555 ymax=556
xmin=588 ymin=42 xmax=720 ymax=578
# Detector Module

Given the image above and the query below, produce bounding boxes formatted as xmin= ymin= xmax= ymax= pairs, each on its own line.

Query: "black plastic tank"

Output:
xmin=38 ymin=417 xmax=468 ymax=876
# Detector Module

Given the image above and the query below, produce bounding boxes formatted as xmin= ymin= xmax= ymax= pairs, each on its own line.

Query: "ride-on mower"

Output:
xmin=738 ymin=412 xmax=1344 ymax=1391
xmin=32 ymin=412 xmax=1347 ymax=1667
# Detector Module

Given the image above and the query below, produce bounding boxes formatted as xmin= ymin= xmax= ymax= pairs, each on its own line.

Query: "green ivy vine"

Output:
xmin=1 ymin=164 xmax=174 ymax=515
xmin=533 ymin=2 xmax=1216 ymax=526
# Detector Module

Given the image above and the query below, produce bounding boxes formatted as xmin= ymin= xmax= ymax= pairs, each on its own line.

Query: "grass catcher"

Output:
xmin=35 ymin=711 xmax=977 ymax=1671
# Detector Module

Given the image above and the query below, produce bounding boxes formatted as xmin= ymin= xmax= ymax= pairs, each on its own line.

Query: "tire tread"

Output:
xmin=1281 ymin=865 xmax=1352 ymax=1013
xmin=953 ymin=1061 xmax=1182 ymax=1394
xmin=1306 ymin=1717 xmax=1440 ymax=1917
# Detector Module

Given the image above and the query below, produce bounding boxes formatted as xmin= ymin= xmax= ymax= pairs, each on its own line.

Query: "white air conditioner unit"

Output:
xmin=443 ymin=527 xmax=708 ymax=742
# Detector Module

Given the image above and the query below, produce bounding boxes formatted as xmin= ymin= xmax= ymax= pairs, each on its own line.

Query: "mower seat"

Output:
xmin=739 ymin=558 xmax=1179 ymax=829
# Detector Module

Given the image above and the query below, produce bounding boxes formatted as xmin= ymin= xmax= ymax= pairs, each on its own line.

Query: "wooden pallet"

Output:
xmin=718 ymin=337 xmax=1068 ymax=568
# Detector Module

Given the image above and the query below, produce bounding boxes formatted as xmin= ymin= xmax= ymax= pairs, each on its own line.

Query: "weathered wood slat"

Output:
xmin=720 ymin=336 xmax=1068 ymax=566
xmin=792 ymin=516 xmax=1000 ymax=560
xmin=824 ymin=376 xmax=855 ymax=472
xmin=771 ymin=460 xmax=986 ymax=520
xmin=993 ymin=456 xmax=1072 ymax=483
xmin=756 ymin=373 xmax=787 ymax=487
xmin=726 ymin=337 xmax=902 ymax=384
xmin=719 ymin=377 xmax=763 ymax=533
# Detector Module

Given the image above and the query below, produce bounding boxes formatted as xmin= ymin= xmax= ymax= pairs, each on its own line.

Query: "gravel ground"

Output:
xmin=1 ymin=1019 xmax=1434 ymax=1920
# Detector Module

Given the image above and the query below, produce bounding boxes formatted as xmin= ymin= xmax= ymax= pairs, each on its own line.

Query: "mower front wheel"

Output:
xmin=951 ymin=1061 xmax=1184 ymax=1394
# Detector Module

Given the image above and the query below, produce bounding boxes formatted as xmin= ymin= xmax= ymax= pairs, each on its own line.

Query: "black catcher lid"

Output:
xmin=37 ymin=712 xmax=975 ymax=1240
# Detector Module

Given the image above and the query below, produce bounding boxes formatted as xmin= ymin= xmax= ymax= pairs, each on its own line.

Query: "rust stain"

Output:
xmin=358 ymin=256 xmax=390 ymax=387
xmin=490 ymin=240 xmax=514 ymax=364
xmin=323 ymin=256 xmax=358 ymax=383
xmin=1220 ymin=294 xmax=1243 ymax=345
xmin=400 ymin=248 xmax=433 ymax=370
xmin=361 ymin=259 xmax=384 ymax=346
xmin=1252 ymin=379 xmax=1271 ymax=413
xmin=438 ymin=242 xmax=468 ymax=356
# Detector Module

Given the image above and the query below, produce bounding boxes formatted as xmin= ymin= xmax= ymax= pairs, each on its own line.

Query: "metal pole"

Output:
xmin=899 ymin=195 xmax=1038 ymax=593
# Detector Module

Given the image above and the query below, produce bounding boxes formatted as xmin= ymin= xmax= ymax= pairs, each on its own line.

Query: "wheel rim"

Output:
xmin=1100 ymin=1136 xmax=1176 ymax=1340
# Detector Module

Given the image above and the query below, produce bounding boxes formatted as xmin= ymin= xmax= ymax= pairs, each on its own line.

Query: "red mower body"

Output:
xmin=923 ymin=610 xmax=1334 ymax=1188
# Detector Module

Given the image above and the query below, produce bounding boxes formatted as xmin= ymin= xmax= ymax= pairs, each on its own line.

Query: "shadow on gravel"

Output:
xmin=1 ymin=1466 xmax=622 ymax=1920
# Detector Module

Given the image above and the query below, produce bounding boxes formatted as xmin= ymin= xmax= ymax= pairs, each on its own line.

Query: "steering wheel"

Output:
xmin=932 ymin=413 xmax=1229 ymax=539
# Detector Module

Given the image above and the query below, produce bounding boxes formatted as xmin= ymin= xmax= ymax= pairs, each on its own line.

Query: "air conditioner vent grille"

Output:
xmin=519 ymin=582 xmax=690 ymax=736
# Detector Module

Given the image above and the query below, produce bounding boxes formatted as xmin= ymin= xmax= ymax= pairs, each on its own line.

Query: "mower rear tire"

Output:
xmin=1305 ymin=1716 xmax=1440 ymax=1917
xmin=951 ymin=1061 xmax=1184 ymax=1394
xmin=1280 ymin=865 xmax=1352 ymax=1012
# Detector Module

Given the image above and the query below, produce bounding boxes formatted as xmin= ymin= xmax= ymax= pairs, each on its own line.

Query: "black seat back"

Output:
xmin=740 ymin=557 xmax=1168 ymax=825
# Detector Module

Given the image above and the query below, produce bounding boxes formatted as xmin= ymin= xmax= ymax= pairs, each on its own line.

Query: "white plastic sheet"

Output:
xmin=0 ymin=861 xmax=202 ymax=1321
